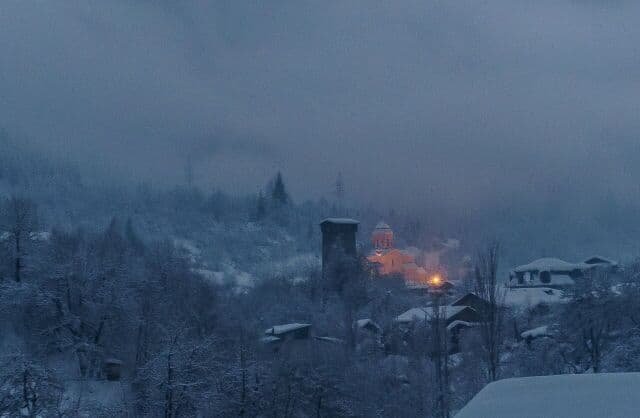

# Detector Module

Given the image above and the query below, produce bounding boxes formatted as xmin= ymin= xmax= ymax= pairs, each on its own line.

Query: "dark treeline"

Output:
xmin=3 ymin=138 xmax=640 ymax=416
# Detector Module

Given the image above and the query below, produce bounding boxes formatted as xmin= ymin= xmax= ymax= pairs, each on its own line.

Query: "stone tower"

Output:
xmin=320 ymin=218 xmax=359 ymax=279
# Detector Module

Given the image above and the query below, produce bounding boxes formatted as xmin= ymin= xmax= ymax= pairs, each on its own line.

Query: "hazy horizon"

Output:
xmin=3 ymin=1 xmax=640 ymax=215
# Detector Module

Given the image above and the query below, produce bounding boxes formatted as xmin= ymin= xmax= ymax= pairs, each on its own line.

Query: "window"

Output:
xmin=540 ymin=271 xmax=551 ymax=284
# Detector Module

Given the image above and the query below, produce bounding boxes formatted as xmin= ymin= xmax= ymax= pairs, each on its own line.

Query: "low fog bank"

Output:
xmin=1 ymin=134 xmax=638 ymax=273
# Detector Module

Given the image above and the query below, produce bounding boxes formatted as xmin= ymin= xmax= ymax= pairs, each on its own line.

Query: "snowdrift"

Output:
xmin=456 ymin=373 xmax=640 ymax=418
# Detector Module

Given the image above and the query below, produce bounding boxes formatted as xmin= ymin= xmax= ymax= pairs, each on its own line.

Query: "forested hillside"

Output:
xmin=3 ymin=138 xmax=640 ymax=417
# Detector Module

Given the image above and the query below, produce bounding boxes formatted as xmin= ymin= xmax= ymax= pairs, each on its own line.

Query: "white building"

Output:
xmin=508 ymin=257 xmax=595 ymax=288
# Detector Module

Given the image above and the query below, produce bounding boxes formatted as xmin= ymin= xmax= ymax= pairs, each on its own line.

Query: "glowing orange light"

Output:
xmin=429 ymin=274 xmax=442 ymax=286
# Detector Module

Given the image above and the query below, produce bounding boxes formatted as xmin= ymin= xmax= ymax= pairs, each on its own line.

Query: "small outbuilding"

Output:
xmin=264 ymin=323 xmax=312 ymax=341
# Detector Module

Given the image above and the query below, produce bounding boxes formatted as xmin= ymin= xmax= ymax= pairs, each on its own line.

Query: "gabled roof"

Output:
xmin=320 ymin=218 xmax=359 ymax=225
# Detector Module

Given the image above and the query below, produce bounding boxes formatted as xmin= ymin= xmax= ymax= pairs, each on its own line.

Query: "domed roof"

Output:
xmin=375 ymin=221 xmax=392 ymax=230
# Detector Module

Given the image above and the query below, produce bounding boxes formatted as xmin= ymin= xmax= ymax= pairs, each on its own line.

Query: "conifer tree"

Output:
xmin=271 ymin=172 xmax=289 ymax=206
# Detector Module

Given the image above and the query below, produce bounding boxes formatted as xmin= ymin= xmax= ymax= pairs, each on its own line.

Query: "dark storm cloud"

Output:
xmin=1 ymin=0 xmax=640 ymax=208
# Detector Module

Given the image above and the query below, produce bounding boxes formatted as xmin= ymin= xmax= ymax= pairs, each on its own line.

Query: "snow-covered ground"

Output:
xmin=456 ymin=373 xmax=640 ymax=418
xmin=502 ymin=286 xmax=567 ymax=308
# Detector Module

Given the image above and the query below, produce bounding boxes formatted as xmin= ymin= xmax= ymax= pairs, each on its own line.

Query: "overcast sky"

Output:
xmin=1 ymin=0 xmax=640 ymax=212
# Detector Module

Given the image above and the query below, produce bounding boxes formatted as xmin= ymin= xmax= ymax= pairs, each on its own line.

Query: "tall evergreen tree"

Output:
xmin=271 ymin=172 xmax=289 ymax=206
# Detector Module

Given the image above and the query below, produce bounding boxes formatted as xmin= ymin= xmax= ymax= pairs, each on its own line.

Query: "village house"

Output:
xmin=509 ymin=257 xmax=591 ymax=288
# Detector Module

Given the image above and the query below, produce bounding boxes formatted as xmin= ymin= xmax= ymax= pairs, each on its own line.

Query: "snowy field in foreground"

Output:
xmin=456 ymin=373 xmax=640 ymax=418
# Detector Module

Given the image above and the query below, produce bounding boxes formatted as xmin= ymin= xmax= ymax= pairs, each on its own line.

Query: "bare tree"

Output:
xmin=473 ymin=241 xmax=504 ymax=382
xmin=430 ymin=295 xmax=450 ymax=418
xmin=560 ymin=269 xmax=617 ymax=373
xmin=1 ymin=196 xmax=38 ymax=282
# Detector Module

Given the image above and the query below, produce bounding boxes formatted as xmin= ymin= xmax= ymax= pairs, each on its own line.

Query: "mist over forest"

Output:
xmin=3 ymin=1 xmax=640 ymax=417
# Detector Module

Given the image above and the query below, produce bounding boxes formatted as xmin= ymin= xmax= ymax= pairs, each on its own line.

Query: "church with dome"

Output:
xmin=366 ymin=222 xmax=432 ymax=285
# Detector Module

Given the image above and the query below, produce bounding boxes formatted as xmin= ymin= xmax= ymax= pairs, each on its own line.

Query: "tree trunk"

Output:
xmin=165 ymin=352 xmax=174 ymax=418
xmin=14 ymin=234 xmax=21 ymax=282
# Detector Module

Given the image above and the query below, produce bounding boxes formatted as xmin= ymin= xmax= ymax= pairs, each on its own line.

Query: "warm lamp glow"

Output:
xmin=429 ymin=274 xmax=442 ymax=286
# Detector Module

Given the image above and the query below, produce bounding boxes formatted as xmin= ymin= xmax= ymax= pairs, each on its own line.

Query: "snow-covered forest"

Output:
xmin=4 ymin=134 xmax=640 ymax=417
xmin=4 ymin=2 xmax=640 ymax=415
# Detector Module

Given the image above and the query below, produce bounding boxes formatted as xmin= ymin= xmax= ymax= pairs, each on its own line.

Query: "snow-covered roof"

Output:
xmin=375 ymin=221 xmax=391 ymax=230
xmin=396 ymin=306 xmax=468 ymax=323
xmin=584 ymin=255 xmax=618 ymax=266
xmin=513 ymin=257 xmax=590 ymax=273
xmin=520 ymin=325 xmax=551 ymax=340
xmin=264 ymin=323 xmax=311 ymax=336
xmin=320 ymin=218 xmax=359 ymax=225
xmin=456 ymin=373 xmax=640 ymax=418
